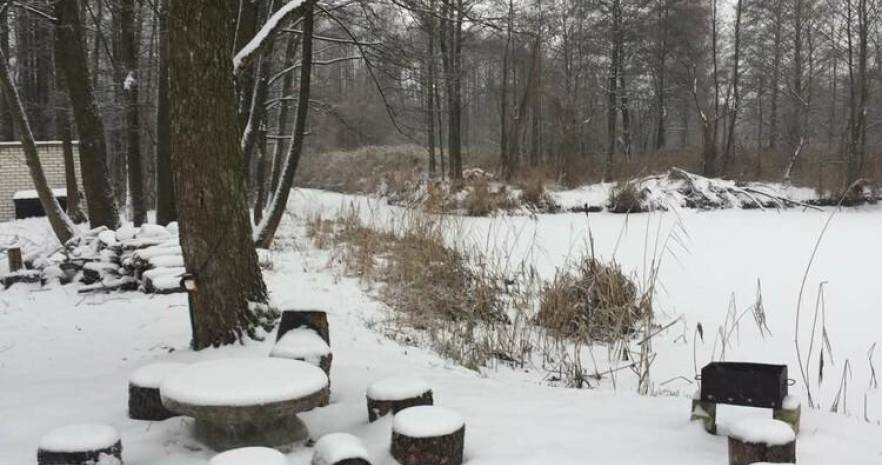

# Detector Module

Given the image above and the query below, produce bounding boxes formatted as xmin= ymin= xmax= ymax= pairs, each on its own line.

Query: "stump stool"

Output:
xmin=37 ymin=423 xmax=123 ymax=465
xmin=271 ymin=327 xmax=333 ymax=376
xmin=391 ymin=406 xmax=464 ymax=465
xmin=728 ymin=419 xmax=796 ymax=465
xmin=366 ymin=377 xmax=433 ymax=422
xmin=209 ymin=447 xmax=287 ymax=465
xmin=312 ymin=433 xmax=372 ymax=465
xmin=277 ymin=310 xmax=330 ymax=346
xmin=128 ymin=362 xmax=187 ymax=420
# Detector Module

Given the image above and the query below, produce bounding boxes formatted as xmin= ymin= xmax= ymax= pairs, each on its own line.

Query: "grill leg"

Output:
xmin=690 ymin=397 xmax=717 ymax=434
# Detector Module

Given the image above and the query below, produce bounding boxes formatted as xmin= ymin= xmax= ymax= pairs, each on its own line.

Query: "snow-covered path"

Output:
xmin=2 ymin=189 xmax=881 ymax=464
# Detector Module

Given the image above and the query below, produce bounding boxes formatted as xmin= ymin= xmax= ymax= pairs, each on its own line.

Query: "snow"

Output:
xmin=233 ymin=0 xmax=308 ymax=74
xmin=137 ymin=224 xmax=171 ymax=239
xmin=366 ymin=377 xmax=431 ymax=401
xmin=209 ymin=447 xmax=287 ymax=465
xmin=3 ymin=187 xmax=882 ymax=465
xmin=123 ymin=72 xmax=136 ymax=91
xmin=160 ymin=358 xmax=328 ymax=407
xmin=12 ymin=188 xmax=66 ymax=200
xmin=270 ymin=327 xmax=331 ymax=365
xmin=148 ymin=254 xmax=184 ymax=268
xmin=312 ymin=433 xmax=370 ymax=465
xmin=98 ymin=230 xmax=117 ymax=246
xmin=392 ymin=406 xmax=465 ymax=438
xmin=728 ymin=419 xmax=796 ymax=446
xmin=782 ymin=395 xmax=801 ymax=410
xmin=38 ymin=424 xmax=119 ymax=452
xmin=129 ymin=362 xmax=188 ymax=389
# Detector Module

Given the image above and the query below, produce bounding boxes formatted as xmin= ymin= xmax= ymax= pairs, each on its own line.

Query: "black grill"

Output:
xmin=700 ymin=362 xmax=788 ymax=409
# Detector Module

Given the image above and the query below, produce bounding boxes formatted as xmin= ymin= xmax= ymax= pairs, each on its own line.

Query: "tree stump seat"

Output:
xmin=391 ymin=406 xmax=465 ymax=465
xmin=160 ymin=358 xmax=329 ymax=451
xmin=727 ymin=419 xmax=797 ymax=465
xmin=128 ymin=362 xmax=188 ymax=421
xmin=209 ymin=446 xmax=287 ymax=465
xmin=37 ymin=423 xmax=122 ymax=465
xmin=312 ymin=433 xmax=372 ymax=465
xmin=270 ymin=327 xmax=333 ymax=376
xmin=366 ymin=377 xmax=433 ymax=422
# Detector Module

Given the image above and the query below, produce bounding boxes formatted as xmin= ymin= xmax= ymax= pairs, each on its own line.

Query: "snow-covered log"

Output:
xmin=606 ymin=167 xmax=823 ymax=213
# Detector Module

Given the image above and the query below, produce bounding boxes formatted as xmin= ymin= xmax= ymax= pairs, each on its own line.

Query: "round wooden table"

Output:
xmin=160 ymin=358 xmax=329 ymax=451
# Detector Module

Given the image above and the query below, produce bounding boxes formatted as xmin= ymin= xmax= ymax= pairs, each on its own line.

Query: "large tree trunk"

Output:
xmin=255 ymin=2 xmax=315 ymax=249
xmin=54 ymin=0 xmax=120 ymax=230
xmin=0 ymin=48 xmax=75 ymax=244
xmin=120 ymin=0 xmax=146 ymax=226
xmin=169 ymin=0 xmax=272 ymax=349
xmin=721 ymin=0 xmax=743 ymax=175
xmin=155 ymin=0 xmax=176 ymax=226
xmin=53 ymin=58 xmax=87 ymax=225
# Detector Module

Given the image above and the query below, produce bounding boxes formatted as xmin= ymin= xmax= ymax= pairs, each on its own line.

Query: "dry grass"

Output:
xmin=537 ymin=257 xmax=651 ymax=343
xmin=607 ymin=181 xmax=647 ymax=213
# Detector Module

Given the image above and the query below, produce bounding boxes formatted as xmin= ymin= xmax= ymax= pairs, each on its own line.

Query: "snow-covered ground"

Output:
xmin=2 ymin=188 xmax=881 ymax=464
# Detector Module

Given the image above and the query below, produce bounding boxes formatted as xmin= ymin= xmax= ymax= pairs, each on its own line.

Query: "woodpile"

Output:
xmin=1 ymin=223 xmax=272 ymax=294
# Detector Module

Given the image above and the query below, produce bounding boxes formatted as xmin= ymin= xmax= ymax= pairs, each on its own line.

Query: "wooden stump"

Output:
xmin=312 ymin=433 xmax=372 ymax=465
xmin=728 ymin=419 xmax=796 ymax=465
xmin=277 ymin=310 xmax=329 ymax=345
xmin=728 ymin=437 xmax=796 ymax=465
xmin=129 ymin=383 xmax=178 ymax=421
xmin=773 ymin=396 xmax=801 ymax=434
xmin=690 ymin=396 xmax=717 ymax=434
xmin=8 ymin=247 xmax=22 ymax=272
xmin=391 ymin=406 xmax=464 ymax=465
xmin=366 ymin=377 xmax=433 ymax=422
xmin=128 ymin=362 xmax=187 ymax=421
xmin=37 ymin=424 xmax=122 ymax=465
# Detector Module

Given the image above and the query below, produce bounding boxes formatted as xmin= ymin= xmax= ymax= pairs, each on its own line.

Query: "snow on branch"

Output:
xmin=233 ymin=0 xmax=311 ymax=75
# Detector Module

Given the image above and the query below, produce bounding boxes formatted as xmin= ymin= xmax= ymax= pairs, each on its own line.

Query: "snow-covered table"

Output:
xmin=160 ymin=358 xmax=329 ymax=451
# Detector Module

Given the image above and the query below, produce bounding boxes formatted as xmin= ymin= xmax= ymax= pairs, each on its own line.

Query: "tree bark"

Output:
xmin=0 ymin=7 xmax=12 ymax=141
xmin=155 ymin=0 xmax=176 ymax=226
xmin=0 ymin=48 xmax=75 ymax=244
xmin=54 ymin=67 xmax=87 ymax=225
xmin=255 ymin=2 xmax=315 ymax=249
xmin=54 ymin=0 xmax=120 ymax=230
xmin=168 ymin=0 xmax=272 ymax=349
xmin=270 ymin=34 xmax=300 ymax=194
xmin=120 ymin=0 xmax=146 ymax=226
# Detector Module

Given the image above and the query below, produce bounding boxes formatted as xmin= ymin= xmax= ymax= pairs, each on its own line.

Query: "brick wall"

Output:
xmin=0 ymin=141 xmax=83 ymax=222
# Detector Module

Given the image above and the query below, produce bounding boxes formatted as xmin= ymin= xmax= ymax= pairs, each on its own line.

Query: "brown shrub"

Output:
xmin=607 ymin=181 xmax=647 ymax=213
xmin=537 ymin=258 xmax=651 ymax=342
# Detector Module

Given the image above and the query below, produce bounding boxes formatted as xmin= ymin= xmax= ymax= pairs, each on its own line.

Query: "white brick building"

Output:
xmin=0 ymin=141 xmax=82 ymax=222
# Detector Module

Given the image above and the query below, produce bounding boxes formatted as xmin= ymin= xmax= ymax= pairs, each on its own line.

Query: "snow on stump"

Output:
xmin=209 ymin=447 xmax=287 ymax=465
xmin=391 ymin=406 xmax=464 ymax=465
xmin=773 ymin=396 xmax=801 ymax=434
xmin=128 ymin=362 xmax=188 ymax=421
xmin=728 ymin=419 xmax=796 ymax=465
xmin=312 ymin=433 xmax=372 ymax=465
xmin=271 ymin=327 xmax=333 ymax=376
xmin=366 ymin=377 xmax=433 ymax=422
xmin=37 ymin=423 xmax=122 ymax=465
xmin=160 ymin=358 xmax=329 ymax=451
